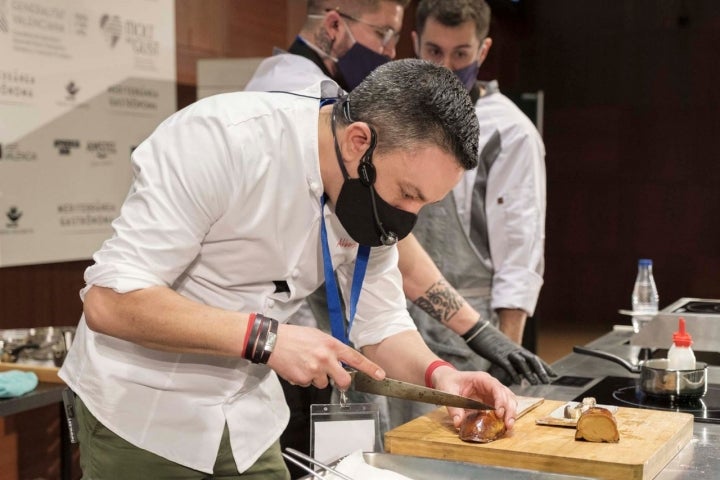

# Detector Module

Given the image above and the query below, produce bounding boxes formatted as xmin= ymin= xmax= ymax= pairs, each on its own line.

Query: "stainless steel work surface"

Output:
xmin=300 ymin=452 xmax=596 ymax=479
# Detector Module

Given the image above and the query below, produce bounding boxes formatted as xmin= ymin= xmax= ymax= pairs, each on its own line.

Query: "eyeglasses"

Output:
xmin=335 ymin=10 xmax=400 ymax=48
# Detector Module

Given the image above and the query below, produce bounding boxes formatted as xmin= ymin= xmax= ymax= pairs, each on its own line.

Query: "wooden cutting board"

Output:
xmin=385 ymin=400 xmax=693 ymax=480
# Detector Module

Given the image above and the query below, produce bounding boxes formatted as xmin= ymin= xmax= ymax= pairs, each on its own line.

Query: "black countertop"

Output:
xmin=0 ymin=381 xmax=65 ymax=417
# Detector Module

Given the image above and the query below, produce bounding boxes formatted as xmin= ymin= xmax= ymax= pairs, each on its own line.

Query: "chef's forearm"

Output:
xmin=397 ymin=234 xmax=444 ymax=301
xmin=362 ymin=329 xmax=439 ymax=385
xmin=397 ymin=234 xmax=482 ymax=333
xmin=497 ymin=308 xmax=527 ymax=344
xmin=83 ymin=285 xmax=249 ymax=357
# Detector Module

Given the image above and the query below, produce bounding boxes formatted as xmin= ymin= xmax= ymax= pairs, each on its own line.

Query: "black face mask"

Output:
xmin=336 ymin=42 xmax=391 ymax=91
xmin=330 ymin=101 xmax=417 ymax=247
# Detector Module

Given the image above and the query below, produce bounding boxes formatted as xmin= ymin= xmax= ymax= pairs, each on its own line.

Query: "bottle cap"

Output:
xmin=672 ymin=317 xmax=693 ymax=347
xmin=638 ymin=258 xmax=653 ymax=267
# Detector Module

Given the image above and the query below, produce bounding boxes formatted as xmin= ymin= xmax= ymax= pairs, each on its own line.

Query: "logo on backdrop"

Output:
xmin=0 ymin=69 xmax=35 ymax=100
xmin=72 ymin=11 xmax=88 ymax=36
xmin=0 ymin=0 xmax=8 ymax=33
xmin=0 ymin=143 xmax=37 ymax=161
xmin=10 ymin=0 xmax=65 ymax=33
xmin=87 ymin=141 xmax=116 ymax=159
xmin=107 ymin=84 xmax=159 ymax=111
xmin=54 ymin=139 xmax=80 ymax=155
xmin=6 ymin=206 xmax=22 ymax=228
xmin=100 ymin=14 xmax=122 ymax=47
xmin=65 ymin=81 xmax=79 ymax=101
xmin=57 ymin=202 xmax=117 ymax=228
xmin=125 ymin=20 xmax=159 ymax=56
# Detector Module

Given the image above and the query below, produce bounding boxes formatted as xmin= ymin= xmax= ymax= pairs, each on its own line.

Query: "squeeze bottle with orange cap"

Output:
xmin=667 ymin=317 xmax=696 ymax=370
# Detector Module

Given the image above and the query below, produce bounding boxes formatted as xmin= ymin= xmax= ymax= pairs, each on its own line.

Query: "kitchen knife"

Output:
xmin=348 ymin=370 xmax=495 ymax=410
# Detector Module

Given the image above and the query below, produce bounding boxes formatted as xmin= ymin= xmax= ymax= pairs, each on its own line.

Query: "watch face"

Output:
xmin=264 ymin=331 xmax=277 ymax=352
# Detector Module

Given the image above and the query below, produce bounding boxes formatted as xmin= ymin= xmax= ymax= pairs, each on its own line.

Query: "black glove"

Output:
xmin=463 ymin=320 xmax=556 ymax=385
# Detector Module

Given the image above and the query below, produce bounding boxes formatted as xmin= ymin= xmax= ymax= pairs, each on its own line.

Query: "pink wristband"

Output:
xmin=424 ymin=360 xmax=455 ymax=388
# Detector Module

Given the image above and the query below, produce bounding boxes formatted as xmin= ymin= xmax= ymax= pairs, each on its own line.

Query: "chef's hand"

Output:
xmin=266 ymin=323 xmax=385 ymax=390
xmin=465 ymin=321 xmax=556 ymax=385
xmin=432 ymin=367 xmax=518 ymax=430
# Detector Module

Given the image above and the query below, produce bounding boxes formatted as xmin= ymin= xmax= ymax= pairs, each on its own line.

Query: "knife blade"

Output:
xmin=348 ymin=370 xmax=495 ymax=410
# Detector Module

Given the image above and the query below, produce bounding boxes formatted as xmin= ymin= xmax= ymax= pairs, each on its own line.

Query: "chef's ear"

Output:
xmin=411 ymin=31 xmax=420 ymax=57
xmin=341 ymin=122 xmax=374 ymax=164
xmin=321 ymin=9 xmax=342 ymax=41
xmin=478 ymin=37 xmax=493 ymax=66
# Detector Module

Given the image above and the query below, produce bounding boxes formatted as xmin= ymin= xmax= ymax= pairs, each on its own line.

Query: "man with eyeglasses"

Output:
xmin=245 ymin=0 xmax=406 ymax=93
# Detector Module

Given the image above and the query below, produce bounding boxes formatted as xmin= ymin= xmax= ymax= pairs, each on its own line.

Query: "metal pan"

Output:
xmin=573 ymin=346 xmax=707 ymax=400
xmin=0 ymin=327 xmax=75 ymax=366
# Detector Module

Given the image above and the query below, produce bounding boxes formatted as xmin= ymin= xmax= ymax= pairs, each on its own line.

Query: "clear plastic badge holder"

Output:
xmin=310 ymin=391 xmax=381 ymax=468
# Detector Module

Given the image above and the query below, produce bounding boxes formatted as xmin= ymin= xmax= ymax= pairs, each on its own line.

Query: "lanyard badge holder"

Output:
xmin=309 ymin=197 xmax=381 ymax=466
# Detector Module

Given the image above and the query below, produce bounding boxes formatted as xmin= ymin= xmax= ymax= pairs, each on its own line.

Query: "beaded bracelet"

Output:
xmin=424 ymin=359 xmax=456 ymax=388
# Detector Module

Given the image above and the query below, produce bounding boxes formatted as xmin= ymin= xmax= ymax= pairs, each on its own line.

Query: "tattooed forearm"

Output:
xmin=413 ymin=279 xmax=464 ymax=324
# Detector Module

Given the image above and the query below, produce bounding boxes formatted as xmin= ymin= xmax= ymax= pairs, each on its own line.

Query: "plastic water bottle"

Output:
xmin=631 ymin=258 xmax=659 ymax=332
xmin=667 ymin=317 xmax=696 ymax=370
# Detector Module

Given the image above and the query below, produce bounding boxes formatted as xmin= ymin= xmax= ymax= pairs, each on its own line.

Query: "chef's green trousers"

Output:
xmin=75 ymin=396 xmax=290 ymax=480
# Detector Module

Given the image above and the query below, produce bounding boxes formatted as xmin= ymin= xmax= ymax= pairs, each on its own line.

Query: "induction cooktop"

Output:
xmin=573 ymin=376 xmax=720 ymax=424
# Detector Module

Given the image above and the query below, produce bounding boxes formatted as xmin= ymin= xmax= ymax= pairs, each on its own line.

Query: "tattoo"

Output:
xmin=414 ymin=279 xmax=464 ymax=324
xmin=315 ymin=29 xmax=333 ymax=56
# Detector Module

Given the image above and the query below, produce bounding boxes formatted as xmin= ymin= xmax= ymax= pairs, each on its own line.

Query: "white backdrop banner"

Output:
xmin=0 ymin=0 xmax=176 ymax=267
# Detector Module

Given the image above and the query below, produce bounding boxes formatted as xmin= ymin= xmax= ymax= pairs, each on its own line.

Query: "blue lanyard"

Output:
xmin=320 ymin=196 xmax=370 ymax=345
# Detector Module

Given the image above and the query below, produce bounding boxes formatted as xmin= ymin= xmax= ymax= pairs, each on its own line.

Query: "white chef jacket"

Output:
xmin=245 ymin=50 xmax=340 ymax=329
xmin=453 ymin=81 xmax=546 ymax=315
xmin=58 ymin=80 xmax=416 ymax=474
xmin=245 ymin=52 xmax=329 ymax=93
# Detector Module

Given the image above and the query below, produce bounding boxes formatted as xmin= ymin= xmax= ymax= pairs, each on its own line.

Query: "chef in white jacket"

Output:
xmin=59 ymin=59 xmax=517 ymax=480
xmin=245 ymin=3 xmax=412 ymax=475
xmin=247 ymin=0 xmax=550 ymax=385
xmin=245 ymin=0 xmax=553 ymax=458
xmin=405 ymin=0 xmax=547 ymax=381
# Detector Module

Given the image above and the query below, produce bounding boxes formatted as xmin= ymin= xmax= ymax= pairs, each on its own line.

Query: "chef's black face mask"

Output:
xmin=337 ymin=42 xmax=391 ymax=91
xmin=330 ymin=100 xmax=417 ymax=247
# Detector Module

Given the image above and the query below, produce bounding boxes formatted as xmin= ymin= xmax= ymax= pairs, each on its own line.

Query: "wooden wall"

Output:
xmin=176 ymin=0 xmax=307 ymax=107
xmin=2 ymin=1 xmax=720 ymax=478
xmin=481 ymin=0 xmax=720 ymax=331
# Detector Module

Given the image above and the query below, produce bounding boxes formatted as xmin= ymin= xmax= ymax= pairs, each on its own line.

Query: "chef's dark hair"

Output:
xmin=307 ymin=0 xmax=411 ymax=17
xmin=336 ymin=59 xmax=479 ymax=170
xmin=416 ymin=0 xmax=491 ymax=40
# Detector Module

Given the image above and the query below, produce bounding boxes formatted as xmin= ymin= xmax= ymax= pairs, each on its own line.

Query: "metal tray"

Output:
xmin=300 ymin=452 xmax=597 ymax=479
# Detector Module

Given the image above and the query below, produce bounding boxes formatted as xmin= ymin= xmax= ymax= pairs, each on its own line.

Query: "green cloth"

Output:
xmin=0 ymin=370 xmax=39 ymax=398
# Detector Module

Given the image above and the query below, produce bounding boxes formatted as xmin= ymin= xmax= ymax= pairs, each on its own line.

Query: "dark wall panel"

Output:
xmin=489 ymin=0 xmax=720 ymax=329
